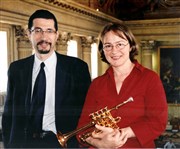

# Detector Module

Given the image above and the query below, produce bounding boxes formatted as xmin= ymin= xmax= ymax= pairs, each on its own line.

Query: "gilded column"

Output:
xmin=56 ymin=32 xmax=71 ymax=55
xmin=15 ymin=26 xmax=32 ymax=59
xmin=141 ymin=40 xmax=156 ymax=70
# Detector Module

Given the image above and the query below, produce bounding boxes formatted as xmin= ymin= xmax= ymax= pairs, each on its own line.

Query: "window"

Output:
xmin=67 ymin=40 xmax=98 ymax=79
xmin=91 ymin=43 xmax=98 ymax=79
xmin=0 ymin=31 xmax=8 ymax=93
xmin=67 ymin=40 xmax=77 ymax=57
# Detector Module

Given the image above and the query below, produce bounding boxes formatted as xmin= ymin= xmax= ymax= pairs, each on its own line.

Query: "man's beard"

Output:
xmin=36 ymin=40 xmax=52 ymax=54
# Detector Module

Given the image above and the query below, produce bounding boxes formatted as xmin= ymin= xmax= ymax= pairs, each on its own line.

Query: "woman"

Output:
xmin=77 ymin=22 xmax=168 ymax=148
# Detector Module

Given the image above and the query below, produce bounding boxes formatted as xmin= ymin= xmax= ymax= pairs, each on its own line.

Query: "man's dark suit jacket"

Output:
xmin=2 ymin=52 xmax=91 ymax=148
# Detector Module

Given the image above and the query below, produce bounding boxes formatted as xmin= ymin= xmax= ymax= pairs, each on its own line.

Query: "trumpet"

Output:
xmin=56 ymin=97 xmax=133 ymax=148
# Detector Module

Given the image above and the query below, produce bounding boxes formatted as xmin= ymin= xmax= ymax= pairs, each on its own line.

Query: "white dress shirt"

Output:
xmin=32 ymin=51 xmax=57 ymax=134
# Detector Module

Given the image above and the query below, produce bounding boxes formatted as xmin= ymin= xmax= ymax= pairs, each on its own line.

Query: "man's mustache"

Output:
xmin=37 ymin=40 xmax=51 ymax=46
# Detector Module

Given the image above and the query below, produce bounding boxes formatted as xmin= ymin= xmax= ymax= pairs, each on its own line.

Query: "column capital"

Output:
xmin=140 ymin=40 xmax=156 ymax=50
xmin=15 ymin=25 xmax=29 ymax=42
xmin=56 ymin=32 xmax=71 ymax=55
xmin=15 ymin=25 xmax=25 ymax=37
xmin=58 ymin=32 xmax=72 ymax=45
xmin=80 ymin=36 xmax=96 ymax=48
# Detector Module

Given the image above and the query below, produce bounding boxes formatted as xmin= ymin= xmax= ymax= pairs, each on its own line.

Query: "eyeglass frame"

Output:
xmin=102 ymin=42 xmax=129 ymax=52
xmin=30 ymin=27 xmax=57 ymax=35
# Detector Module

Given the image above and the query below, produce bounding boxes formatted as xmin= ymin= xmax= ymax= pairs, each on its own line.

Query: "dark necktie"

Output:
xmin=30 ymin=62 xmax=46 ymax=133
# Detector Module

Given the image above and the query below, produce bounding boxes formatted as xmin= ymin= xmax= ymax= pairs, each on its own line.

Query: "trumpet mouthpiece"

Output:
xmin=128 ymin=97 xmax=133 ymax=102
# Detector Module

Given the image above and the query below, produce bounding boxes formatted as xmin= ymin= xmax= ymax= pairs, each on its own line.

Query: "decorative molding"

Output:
xmin=140 ymin=40 xmax=157 ymax=50
xmin=125 ymin=18 xmax=180 ymax=43
xmin=125 ymin=18 xmax=180 ymax=28
xmin=42 ymin=0 xmax=120 ymax=22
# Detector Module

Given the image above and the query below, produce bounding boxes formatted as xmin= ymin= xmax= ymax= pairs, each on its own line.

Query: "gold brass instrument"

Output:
xmin=56 ymin=97 xmax=133 ymax=148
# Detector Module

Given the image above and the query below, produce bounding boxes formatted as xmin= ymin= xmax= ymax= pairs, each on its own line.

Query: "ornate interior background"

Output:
xmin=72 ymin=0 xmax=180 ymax=20
xmin=0 ymin=0 xmax=180 ymax=147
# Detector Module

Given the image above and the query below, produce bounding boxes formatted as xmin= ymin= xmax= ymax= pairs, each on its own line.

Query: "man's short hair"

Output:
xmin=28 ymin=9 xmax=58 ymax=31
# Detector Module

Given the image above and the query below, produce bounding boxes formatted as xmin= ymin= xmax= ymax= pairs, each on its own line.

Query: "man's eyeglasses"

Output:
xmin=103 ymin=42 xmax=129 ymax=52
xmin=30 ymin=28 xmax=56 ymax=35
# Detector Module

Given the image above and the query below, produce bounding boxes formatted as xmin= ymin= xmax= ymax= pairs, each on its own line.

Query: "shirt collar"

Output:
xmin=44 ymin=51 xmax=57 ymax=72
xmin=34 ymin=51 xmax=57 ymax=73
xmin=34 ymin=55 xmax=42 ymax=73
xmin=133 ymin=60 xmax=144 ymax=72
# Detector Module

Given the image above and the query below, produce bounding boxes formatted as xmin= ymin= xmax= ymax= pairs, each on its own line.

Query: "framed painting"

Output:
xmin=158 ymin=46 xmax=180 ymax=104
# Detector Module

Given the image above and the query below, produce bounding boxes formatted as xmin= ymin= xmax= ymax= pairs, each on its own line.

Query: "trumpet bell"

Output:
xmin=56 ymin=131 xmax=67 ymax=148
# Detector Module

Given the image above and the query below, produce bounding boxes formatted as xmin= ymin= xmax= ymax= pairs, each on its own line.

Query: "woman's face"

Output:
xmin=102 ymin=31 xmax=131 ymax=67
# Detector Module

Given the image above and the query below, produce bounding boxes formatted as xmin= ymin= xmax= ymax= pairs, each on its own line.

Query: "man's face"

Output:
xmin=28 ymin=18 xmax=59 ymax=55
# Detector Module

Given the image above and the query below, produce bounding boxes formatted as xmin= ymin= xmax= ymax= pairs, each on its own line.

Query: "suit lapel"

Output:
xmin=24 ymin=56 xmax=34 ymax=116
xmin=55 ymin=53 xmax=66 ymax=110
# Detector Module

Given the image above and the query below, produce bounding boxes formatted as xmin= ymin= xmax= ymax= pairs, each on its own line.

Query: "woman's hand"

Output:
xmin=85 ymin=125 xmax=135 ymax=149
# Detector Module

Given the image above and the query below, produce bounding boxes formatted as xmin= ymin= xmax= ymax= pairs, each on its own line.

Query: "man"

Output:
xmin=2 ymin=9 xmax=91 ymax=148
